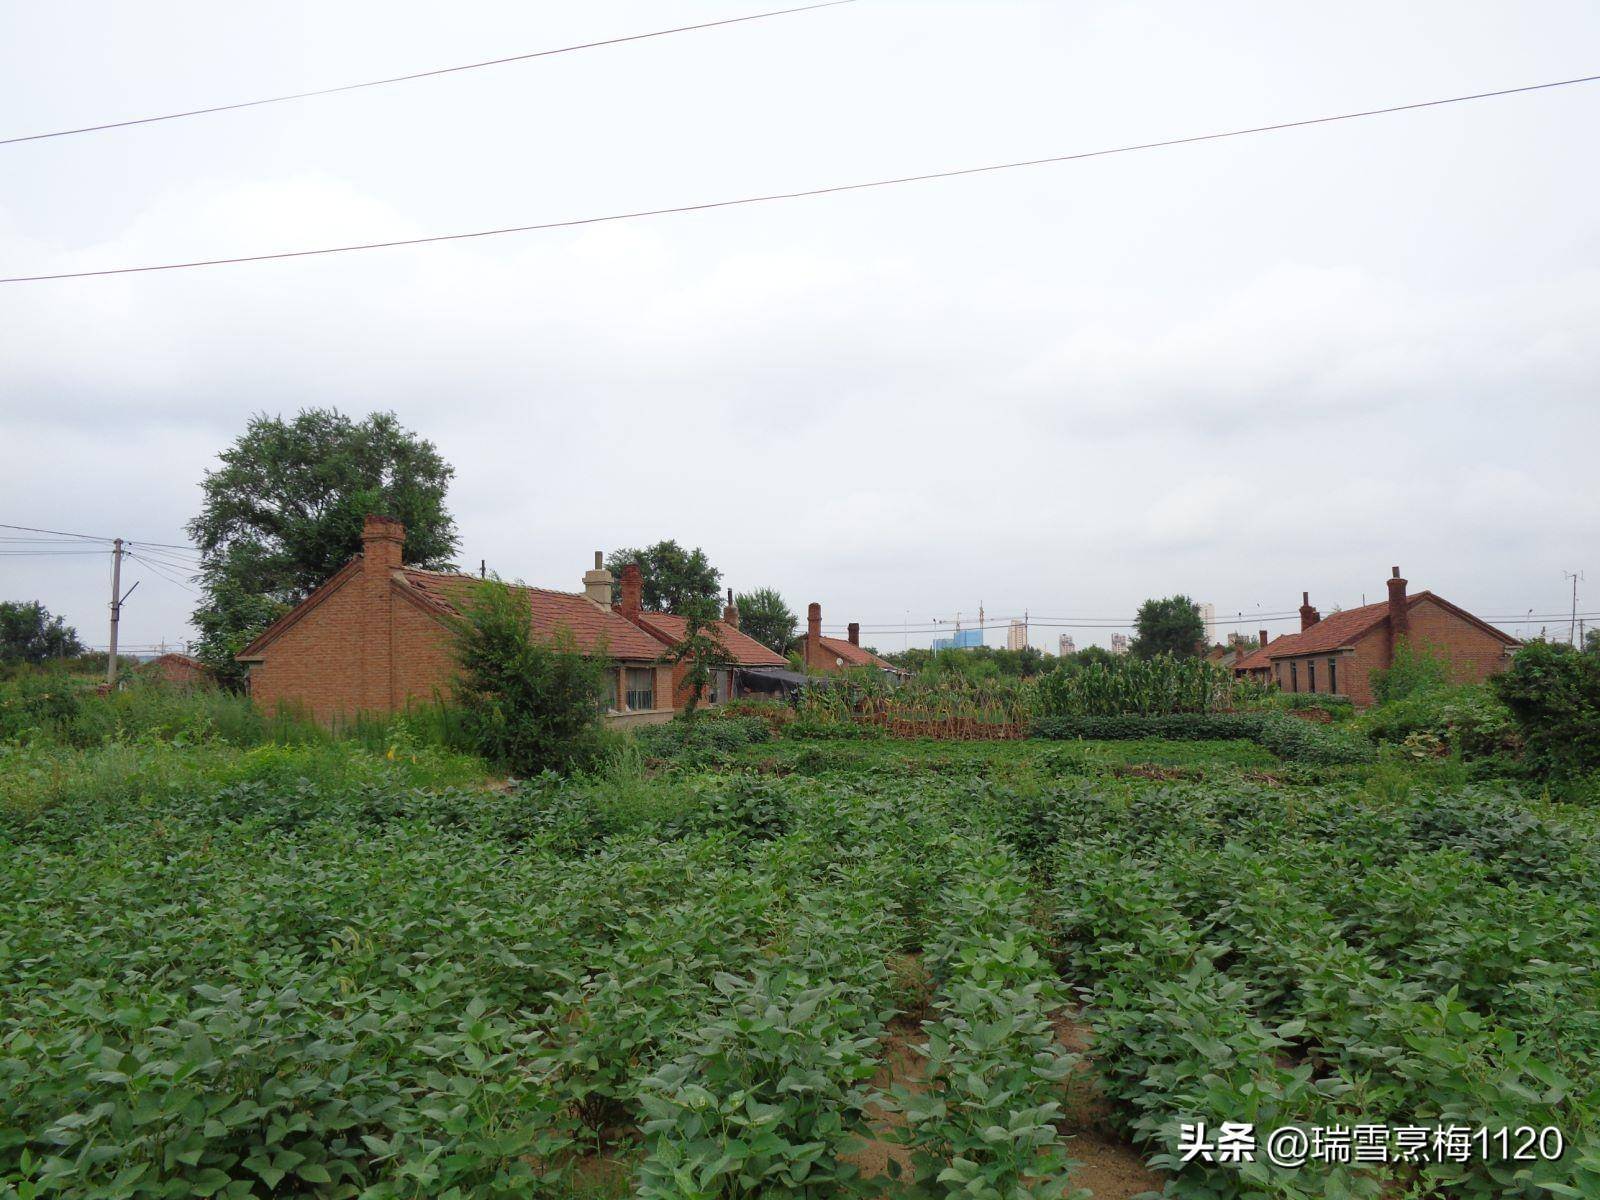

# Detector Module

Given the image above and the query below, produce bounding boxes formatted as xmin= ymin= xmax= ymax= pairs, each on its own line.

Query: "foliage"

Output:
xmin=187 ymin=408 xmax=458 ymax=685
xmin=451 ymin=578 xmax=609 ymax=776
xmin=0 ymin=672 xmax=85 ymax=742
xmin=1492 ymin=639 xmax=1600 ymax=780
xmin=633 ymin=716 xmax=772 ymax=767
xmin=0 ymin=601 xmax=82 ymax=665
xmin=1267 ymin=691 xmax=1355 ymax=719
xmin=1360 ymin=684 xmax=1520 ymax=765
xmin=800 ymin=671 xmax=1033 ymax=740
xmin=661 ymin=596 xmax=735 ymax=721
xmin=1369 ymin=637 xmax=1452 ymax=706
xmin=606 ymin=541 xmax=720 ymax=613
xmin=884 ymin=645 xmax=1049 ymax=679
xmin=3 ymin=683 xmax=1597 ymax=1199
xmin=1130 ymin=594 xmax=1205 ymax=659
xmin=1036 ymin=653 xmax=1233 ymax=718
xmin=1032 ymin=712 xmax=1374 ymax=765
xmin=733 ymin=588 xmax=799 ymax=656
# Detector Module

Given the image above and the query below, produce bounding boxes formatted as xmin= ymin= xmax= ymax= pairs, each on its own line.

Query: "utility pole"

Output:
xmin=1565 ymin=570 xmax=1584 ymax=645
xmin=106 ymin=538 xmax=123 ymax=686
xmin=105 ymin=539 xmax=139 ymax=688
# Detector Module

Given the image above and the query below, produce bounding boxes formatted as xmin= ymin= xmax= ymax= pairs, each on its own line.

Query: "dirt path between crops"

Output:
xmin=845 ymin=1011 xmax=1164 ymax=1199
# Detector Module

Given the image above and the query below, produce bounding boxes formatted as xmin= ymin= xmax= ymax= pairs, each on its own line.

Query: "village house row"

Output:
xmin=236 ymin=515 xmax=899 ymax=725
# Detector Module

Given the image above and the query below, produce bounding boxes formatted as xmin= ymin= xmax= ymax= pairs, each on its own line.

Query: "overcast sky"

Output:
xmin=2 ymin=0 xmax=1597 ymax=654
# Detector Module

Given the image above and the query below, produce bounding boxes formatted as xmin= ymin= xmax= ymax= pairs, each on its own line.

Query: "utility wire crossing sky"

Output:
xmin=3 ymin=72 xmax=1596 ymax=283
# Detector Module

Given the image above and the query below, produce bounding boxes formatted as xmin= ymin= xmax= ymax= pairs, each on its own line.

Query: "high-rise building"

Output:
xmin=1058 ymin=634 xmax=1076 ymax=656
xmin=1110 ymin=633 xmax=1131 ymax=655
xmin=1007 ymin=619 xmax=1027 ymax=651
xmin=1200 ymin=602 xmax=1217 ymax=645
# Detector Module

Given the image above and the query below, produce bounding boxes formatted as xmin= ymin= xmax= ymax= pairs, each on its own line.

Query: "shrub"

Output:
xmin=1492 ymin=640 xmax=1600 ymax=780
xmin=0 ymin=673 xmax=85 ymax=741
xmin=1369 ymin=637 xmax=1452 ymax=706
xmin=1031 ymin=712 xmax=1374 ymax=765
xmin=633 ymin=715 xmax=771 ymax=766
xmin=451 ymin=578 xmax=610 ymax=776
xmin=1359 ymin=684 xmax=1520 ymax=763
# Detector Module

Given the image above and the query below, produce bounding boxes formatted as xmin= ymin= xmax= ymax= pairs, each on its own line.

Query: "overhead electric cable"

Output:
xmin=5 ymin=71 xmax=1597 ymax=284
xmin=0 ymin=1 xmax=855 ymax=147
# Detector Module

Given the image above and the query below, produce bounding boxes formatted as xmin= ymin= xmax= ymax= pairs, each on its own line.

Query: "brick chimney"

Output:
xmin=807 ymin=602 xmax=822 ymax=642
xmin=583 ymin=551 xmax=613 ymax=606
xmin=848 ymin=622 xmax=860 ymax=646
xmin=361 ymin=514 xmax=404 ymax=574
xmin=1299 ymin=591 xmax=1321 ymax=631
xmin=1387 ymin=566 xmax=1410 ymax=648
xmin=723 ymin=587 xmax=740 ymax=630
xmin=1259 ymin=629 xmax=1269 ymax=648
xmin=619 ymin=563 xmax=643 ymax=618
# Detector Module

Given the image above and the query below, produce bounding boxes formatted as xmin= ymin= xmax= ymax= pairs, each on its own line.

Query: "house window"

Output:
xmin=1307 ymin=661 xmax=1317 ymax=693
xmin=599 ymin=670 xmax=619 ymax=713
xmin=708 ymin=669 xmax=730 ymax=705
xmin=1290 ymin=661 xmax=1299 ymax=693
xmin=1328 ymin=657 xmax=1338 ymax=695
xmin=625 ymin=667 xmax=655 ymax=712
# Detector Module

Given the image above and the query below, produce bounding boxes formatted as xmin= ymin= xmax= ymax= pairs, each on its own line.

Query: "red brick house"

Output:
xmin=237 ymin=516 xmax=677 ymax=727
xmin=144 ymin=652 xmax=211 ymax=689
xmin=1233 ymin=568 xmax=1518 ymax=706
xmin=797 ymin=602 xmax=905 ymax=677
xmin=622 ymin=581 xmax=789 ymax=706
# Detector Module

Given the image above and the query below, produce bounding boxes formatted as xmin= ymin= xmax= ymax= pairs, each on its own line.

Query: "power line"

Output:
xmin=6 ymin=70 xmax=1597 ymax=284
xmin=0 ymin=1 xmax=855 ymax=148
xmin=0 ymin=521 xmax=112 ymax=541
xmin=126 ymin=552 xmax=201 ymax=594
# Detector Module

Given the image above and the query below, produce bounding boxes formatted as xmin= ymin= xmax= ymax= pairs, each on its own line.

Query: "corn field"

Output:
xmin=1035 ymin=654 xmax=1235 ymax=719
xmin=799 ymin=672 xmax=1034 ymax=740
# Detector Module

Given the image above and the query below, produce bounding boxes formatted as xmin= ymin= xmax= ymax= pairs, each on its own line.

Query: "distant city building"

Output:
xmin=1058 ymin=634 xmax=1076 ymax=656
xmin=933 ymin=628 xmax=984 ymax=653
xmin=1200 ymin=602 xmax=1217 ymax=644
xmin=1110 ymin=633 xmax=1131 ymax=655
xmin=1007 ymin=619 xmax=1027 ymax=651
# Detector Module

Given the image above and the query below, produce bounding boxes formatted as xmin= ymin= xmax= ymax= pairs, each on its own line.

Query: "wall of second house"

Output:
xmin=1406 ymin=597 xmax=1516 ymax=687
xmin=248 ymin=572 xmax=398 ymax=724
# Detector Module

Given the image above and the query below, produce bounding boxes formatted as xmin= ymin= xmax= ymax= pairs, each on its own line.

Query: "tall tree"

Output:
xmin=662 ymin=595 xmax=734 ymax=721
xmin=606 ymin=541 xmax=720 ymax=613
xmin=1131 ymin=595 xmax=1205 ymax=659
xmin=188 ymin=409 xmax=458 ymax=683
xmin=734 ymin=587 xmax=798 ymax=655
xmin=0 ymin=601 xmax=83 ymax=664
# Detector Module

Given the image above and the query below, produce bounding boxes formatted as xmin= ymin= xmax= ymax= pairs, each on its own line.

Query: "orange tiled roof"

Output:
xmin=631 ymin=613 xmax=789 ymax=667
xmin=398 ymin=569 xmax=666 ymax=661
xmin=817 ymin=635 xmax=899 ymax=671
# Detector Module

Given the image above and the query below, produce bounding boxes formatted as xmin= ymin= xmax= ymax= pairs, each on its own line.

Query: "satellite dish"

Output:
xmin=835 ymin=657 xmax=844 ymax=667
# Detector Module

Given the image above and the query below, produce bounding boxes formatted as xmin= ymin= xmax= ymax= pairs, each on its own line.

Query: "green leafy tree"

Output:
xmin=187 ymin=409 xmax=458 ymax=684
xmin=1492 ymin=640 xmax=1600 ymax=779
xmin=1131 ymin=595 xmax=1205 ymax=659
xmin=734 ymin=588 xmax=798 ymax=655
xmin=662 ymin=596 xmax=734 ymax=721
xmin=606 ymin=541 xmax=720 ymax=613
xmin=0 ymin=601 xmax=83 ymax=664
xmin=451 ymin=578 xmax=609 ymax=775
xmin=1586 ymin=628 xmax=1600 ymax=654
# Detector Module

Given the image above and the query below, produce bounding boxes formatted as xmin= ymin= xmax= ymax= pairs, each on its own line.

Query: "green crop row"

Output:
xmin=887 ymin=839 xmax=1083 ymax=1200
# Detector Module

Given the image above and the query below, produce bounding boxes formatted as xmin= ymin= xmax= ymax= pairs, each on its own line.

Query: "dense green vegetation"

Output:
xmin=2 ymin=672 xmax=1598 ymax=1198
